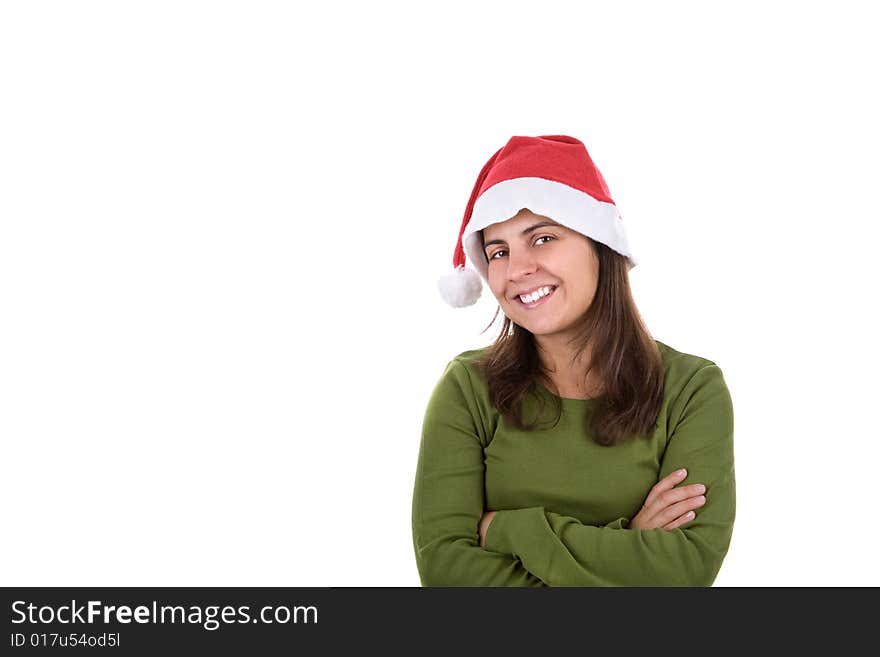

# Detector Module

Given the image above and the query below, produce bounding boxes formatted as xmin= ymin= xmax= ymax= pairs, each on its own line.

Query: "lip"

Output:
xmin=515 ymin=285 xmax=558 ymax=309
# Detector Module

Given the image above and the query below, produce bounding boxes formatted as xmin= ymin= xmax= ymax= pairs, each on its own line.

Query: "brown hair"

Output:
xmin=473 ymin=238 xmax=664 ymax=447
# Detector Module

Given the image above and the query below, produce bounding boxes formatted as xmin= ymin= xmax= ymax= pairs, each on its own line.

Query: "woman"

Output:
xmin=411 ymin=135 xmax=736 ymax=586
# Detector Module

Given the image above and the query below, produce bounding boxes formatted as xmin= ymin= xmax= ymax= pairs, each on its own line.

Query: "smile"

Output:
xmin=516 ymin=285 xmax=557 ymax=308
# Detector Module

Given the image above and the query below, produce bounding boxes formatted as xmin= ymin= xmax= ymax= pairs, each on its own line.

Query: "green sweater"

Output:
xmin=411 ymin=340 xmax=735 ymax=586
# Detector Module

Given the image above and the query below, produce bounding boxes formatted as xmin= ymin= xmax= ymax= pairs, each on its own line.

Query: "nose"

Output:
xmin=507 ymin=246 xmax=538 ymax=282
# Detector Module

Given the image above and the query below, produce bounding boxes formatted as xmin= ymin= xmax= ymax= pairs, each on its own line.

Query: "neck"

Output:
xmin=534 ymin=334 xmax=602 ymax=396
xmin=535 ymin=334 xmax=584 ymax=371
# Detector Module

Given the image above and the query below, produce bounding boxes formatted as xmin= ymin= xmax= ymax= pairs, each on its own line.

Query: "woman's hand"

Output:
xmin=629 ymin=469 xmax=706 ymax=531
xmin=478 ymin=510 xmax=497 ymax=548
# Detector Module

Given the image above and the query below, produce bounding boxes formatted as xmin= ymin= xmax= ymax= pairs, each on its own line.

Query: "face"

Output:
xmin=482 ymin=209 xmax=599 ymax=343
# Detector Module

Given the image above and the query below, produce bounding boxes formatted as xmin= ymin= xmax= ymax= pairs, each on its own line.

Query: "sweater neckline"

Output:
xmin=535 ymin=380 xmax=599 ymax=406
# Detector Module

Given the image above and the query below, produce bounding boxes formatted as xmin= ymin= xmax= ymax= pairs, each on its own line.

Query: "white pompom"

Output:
xmin=437 ymin=266 xmax=482 ymax=307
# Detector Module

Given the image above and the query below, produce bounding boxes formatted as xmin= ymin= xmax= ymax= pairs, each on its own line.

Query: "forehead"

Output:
xmin=482 ymin=209 xmax=562 ymax=239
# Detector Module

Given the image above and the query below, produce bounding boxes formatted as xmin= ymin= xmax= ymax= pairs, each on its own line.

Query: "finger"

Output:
xmin=663 ymin=511 xmax=696 ymax=531
xmin=654 ymin=483 xmax=706 ymax=512
xmin=643 ymin=469 xmax=688 ymax=509
xmin=644 ymin=480 xmax=704 ymax=519
xmin=655 ymin=495 xmax=706 ymax=528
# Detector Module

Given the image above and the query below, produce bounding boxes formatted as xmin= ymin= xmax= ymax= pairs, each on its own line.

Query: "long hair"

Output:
xmin=473 ymin=239 xmax=664 ymax=447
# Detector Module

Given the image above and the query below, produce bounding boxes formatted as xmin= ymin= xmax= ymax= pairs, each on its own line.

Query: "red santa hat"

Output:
xmin=438 ymin=134 xmax=638 ymax=307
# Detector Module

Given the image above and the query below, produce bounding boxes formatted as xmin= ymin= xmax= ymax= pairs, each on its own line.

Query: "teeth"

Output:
xmin=519 ymin=286 xmax=553 ymax=304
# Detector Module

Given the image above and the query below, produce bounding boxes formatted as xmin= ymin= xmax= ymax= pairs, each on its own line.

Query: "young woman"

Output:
xmin=411 ymin=135 xmax=736 ymax=586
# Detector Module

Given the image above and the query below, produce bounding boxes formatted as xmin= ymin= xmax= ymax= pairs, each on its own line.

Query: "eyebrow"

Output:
xmin=483 ymin=221 xmax=561 ymax=252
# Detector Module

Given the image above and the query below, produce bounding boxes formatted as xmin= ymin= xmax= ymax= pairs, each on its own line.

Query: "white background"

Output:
xmin=1 ymin=1 xmax=877 ymax=586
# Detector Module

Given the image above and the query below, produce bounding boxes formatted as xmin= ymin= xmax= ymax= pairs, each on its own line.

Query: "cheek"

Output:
xmin=572 ymin=280 xmax=598 ymax=312
xmin=557 ymin=252 xmax=598 ymax=287
xmin=487 ymin=270 xmax=507 ymax=301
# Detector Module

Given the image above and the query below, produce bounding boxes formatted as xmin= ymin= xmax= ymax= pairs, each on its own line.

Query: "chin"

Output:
xmin=518 ymin=319 xmax=566 ymax=336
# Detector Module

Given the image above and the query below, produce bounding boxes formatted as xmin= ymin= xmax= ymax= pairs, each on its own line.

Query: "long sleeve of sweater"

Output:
xmin=411 ymin=359 xmax=545 ymax=586
xmin=483 ymin=364 xmax=736 ymax=586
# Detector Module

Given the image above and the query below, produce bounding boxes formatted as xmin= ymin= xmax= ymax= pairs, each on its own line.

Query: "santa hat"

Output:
xmin=438 ymin=134 xmax=637 ymax=307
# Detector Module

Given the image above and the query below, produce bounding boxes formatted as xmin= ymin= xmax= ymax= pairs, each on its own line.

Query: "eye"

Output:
xmin=488 ymin=236 xmax=554 ymax=261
